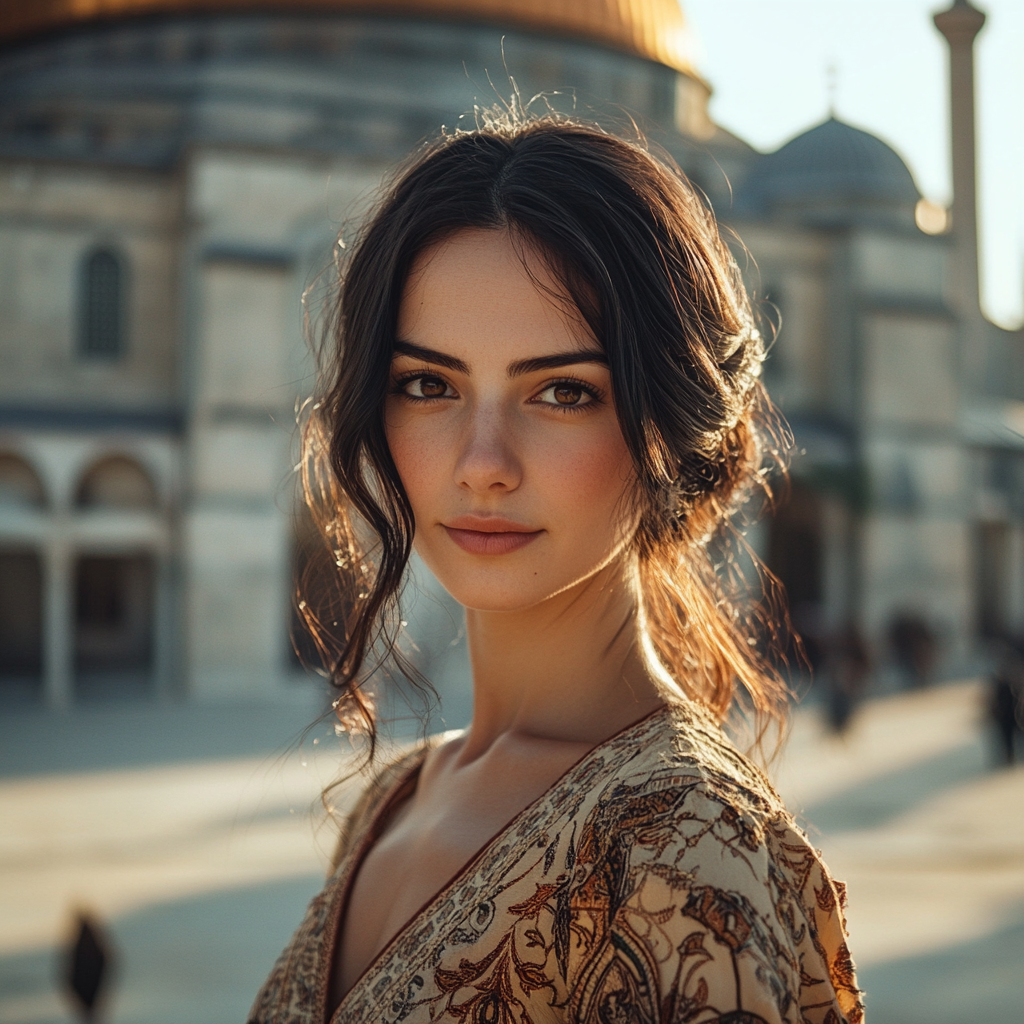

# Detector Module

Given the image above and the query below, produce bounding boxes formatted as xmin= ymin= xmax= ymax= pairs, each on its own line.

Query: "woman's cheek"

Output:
xmin=542 ymin=426 xmax=631 ymax=506
xmin=385 ymin=412 xmax=441 ymax=509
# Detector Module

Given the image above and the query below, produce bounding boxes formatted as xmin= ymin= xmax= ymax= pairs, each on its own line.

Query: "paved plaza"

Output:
xmin=1 ymin=680 xmax=1022 ymax=1024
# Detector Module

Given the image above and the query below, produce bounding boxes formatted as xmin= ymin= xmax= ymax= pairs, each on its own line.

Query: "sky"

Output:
xmin=684 ymin=0 xmax=1023 ymax=330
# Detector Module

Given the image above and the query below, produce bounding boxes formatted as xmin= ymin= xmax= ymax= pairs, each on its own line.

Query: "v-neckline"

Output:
xmin=319 ymin=704 xmax=669 ymax=1024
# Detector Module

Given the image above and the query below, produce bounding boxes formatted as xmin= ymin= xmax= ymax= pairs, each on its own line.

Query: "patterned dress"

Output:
xmin=249 ymin=704 xmax=863 ymax=1024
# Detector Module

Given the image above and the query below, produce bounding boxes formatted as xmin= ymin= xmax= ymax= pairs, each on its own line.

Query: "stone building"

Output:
xmin=0 ymin=0 xmax=1017 ymax=709
xmin=736 ymin=0 xmax=1024 ymax=679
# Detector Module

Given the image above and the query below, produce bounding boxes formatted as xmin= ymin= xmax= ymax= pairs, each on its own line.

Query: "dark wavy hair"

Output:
xmin=297 ymin=111 xmax=789 ymax=756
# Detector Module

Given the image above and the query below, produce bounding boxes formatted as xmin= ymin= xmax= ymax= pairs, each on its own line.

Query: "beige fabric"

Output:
xmin=249 ymin=705 xmax=863 ymax=1024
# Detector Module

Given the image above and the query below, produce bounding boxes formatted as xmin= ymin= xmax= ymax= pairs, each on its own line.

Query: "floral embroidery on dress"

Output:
xmin=248 ymin=706 xmax=863 ymax=1024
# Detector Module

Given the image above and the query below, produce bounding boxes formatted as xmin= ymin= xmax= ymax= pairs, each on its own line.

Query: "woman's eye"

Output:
xmin=536 ymin=383 xmax=595 ymax=408
xmin=403 ymin=375 xmax=451 ymax=399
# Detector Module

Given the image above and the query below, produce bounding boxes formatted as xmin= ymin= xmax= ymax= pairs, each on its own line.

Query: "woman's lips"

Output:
xmin=442 ymin=518 xmax=542 ymax=556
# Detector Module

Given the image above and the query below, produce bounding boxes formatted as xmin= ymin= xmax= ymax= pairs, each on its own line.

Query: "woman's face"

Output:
xmin=385 ymin=228 xmax=636 ymax=613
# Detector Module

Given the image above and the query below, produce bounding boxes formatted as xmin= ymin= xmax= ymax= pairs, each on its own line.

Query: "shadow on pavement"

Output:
xmin=0 ymin=696 xmax=333 ymax=778
xmin=858 ymin=909 xmax=1024 ymax=1024
xmin=797 ymin=740 xmax=988 ymax=834
xmin=0 ymin=874 xmax=325 ymax=1024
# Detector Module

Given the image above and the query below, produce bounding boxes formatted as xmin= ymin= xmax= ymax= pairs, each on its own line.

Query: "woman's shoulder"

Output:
xmin=601 ymin=701 xmax=785 ymax=819
xmin=577 ymin=701 xmax=849 ymax=957
xmin=568 ymin=704 xmax=862 ymax=1023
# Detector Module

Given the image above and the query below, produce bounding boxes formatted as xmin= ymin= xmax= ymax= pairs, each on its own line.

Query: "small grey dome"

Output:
xmin=737 ymin=117 xmax=921 ymax=225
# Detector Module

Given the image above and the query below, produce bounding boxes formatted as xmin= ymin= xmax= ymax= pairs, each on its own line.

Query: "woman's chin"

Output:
xmin=430 ymin=564 xmax=617 ymax=616
xmin=442 ymin=585 xmax=557 ymax=615
xmin=427 ymin=569 xmax=570 ymax=615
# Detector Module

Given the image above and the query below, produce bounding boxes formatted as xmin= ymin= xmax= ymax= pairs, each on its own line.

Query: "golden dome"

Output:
xmin=0 ymin=0 xmax=694 ymax=74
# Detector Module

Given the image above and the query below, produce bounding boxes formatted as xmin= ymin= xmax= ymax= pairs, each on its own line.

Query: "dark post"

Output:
xmin=933 ymin=0 xmax=987 ymax=385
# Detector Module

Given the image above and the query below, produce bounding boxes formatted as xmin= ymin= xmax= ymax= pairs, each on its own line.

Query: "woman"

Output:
xmin=250 ymin=114 xmax=862 ymax=1024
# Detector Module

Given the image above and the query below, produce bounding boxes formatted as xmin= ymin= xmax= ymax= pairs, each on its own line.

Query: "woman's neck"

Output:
xmin=459 ymin=560 xmax=664 ymax=762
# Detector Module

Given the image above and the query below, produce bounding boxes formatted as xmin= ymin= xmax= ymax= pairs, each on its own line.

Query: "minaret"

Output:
xmin=933 ymin=0 xmax=986 ymax=328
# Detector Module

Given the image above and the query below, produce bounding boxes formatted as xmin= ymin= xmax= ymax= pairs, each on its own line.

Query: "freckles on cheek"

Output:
xmin=384 ymin=420 xmax=417 ymax=484
xmin=386 ymin=419 xmax=448 ymax=506
xmin=543 ymin=430 xmax=633 ymax=505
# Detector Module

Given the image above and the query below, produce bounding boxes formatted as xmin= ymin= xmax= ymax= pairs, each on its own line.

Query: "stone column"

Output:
xmin=184 ymin=245 xmax=293 ymax=700
xmin=1007 ymin=526 xmax=1024 ymax=634
xmin=933 ymin=0 xmax=986 ymax=384
xmin=152 ymin=550 xmax=177 ymax=700
xmin=42 ymin=538 xmax=73 ymax=709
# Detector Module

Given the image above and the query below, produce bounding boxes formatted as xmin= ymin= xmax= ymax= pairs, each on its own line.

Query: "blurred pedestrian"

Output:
xmin=62 ymin=909 xmax=114 ymax=1022
xmin=825 ymin=622 xmax=871 ymax=734
xmin=792 ymin=600 xmax=827 ymax=677
xmin=988 ymin=639 xmax=1024 ymax=766
xmin=889 ymin=611 xmax=937 ymax=688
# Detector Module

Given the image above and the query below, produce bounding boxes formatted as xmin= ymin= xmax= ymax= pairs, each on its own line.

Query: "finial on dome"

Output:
xmin=933 ymin=0 xmax=986 ymax=44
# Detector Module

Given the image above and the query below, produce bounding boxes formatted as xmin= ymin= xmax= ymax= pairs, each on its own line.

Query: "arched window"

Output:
xmin=78 ymin=247 xmax=125 ymax=358
xmin=75 ymin=455 xmax=157 ymax=511
xmin=0 ymin=453 xmax=47 ymax=510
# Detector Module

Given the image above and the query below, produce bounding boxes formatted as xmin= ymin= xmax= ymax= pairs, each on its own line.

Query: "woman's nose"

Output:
xmin=453 ymin=404 xmax=522 ymax=494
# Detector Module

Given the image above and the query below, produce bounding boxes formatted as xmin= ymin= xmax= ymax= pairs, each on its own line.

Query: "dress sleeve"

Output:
xmin=566 ymin=783 xmax=862 ymax=1024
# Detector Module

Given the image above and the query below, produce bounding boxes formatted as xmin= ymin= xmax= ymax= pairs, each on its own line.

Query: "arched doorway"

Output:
xmin=73 ymin=456 xmax=158 ymax=698
xmin=0 ymin=453 xmax=47 ymax=699
xmin=975 ymin=521 xmax=1010 ymax=639
xmin=768 ymin=480 xmax=825 ymax=669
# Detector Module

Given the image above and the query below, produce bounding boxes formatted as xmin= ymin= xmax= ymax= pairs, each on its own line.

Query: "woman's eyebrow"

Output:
xmin=392 ymin=340 xmax=469 ymax=374
xmin=392 ymin=341 xmax=607 ymax=378
xmin=508 ymin=351 xmax=608 ymax=377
